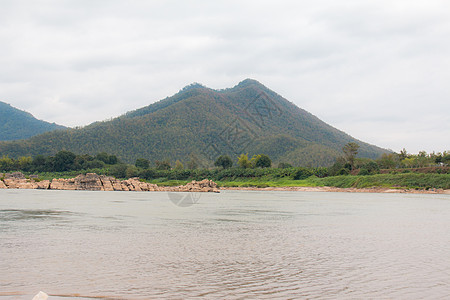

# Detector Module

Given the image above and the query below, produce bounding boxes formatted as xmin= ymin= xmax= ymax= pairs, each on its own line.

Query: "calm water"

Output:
xmin=1 ymin=189 xmax=450 ymax=299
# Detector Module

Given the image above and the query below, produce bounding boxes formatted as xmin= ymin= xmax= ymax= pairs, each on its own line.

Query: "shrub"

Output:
xmin=135 ymin=158 xmax=150 ymax=169
xmin=109 ymin=164 xmax=128 ymax=179
xmin=338 ymin=168 xmax=350 ymax=175
xmin=292 ymin=168 xmax=313 ymax=180
xmin=358 ymin=168 xmax=370 ymax=176
xmin=85 ymin=159 xmax=105 ymax=169
xmin=278 ymin=162 xmax=292 ymax=169
xmin=126 ymin=166 xmax=139 ymax=178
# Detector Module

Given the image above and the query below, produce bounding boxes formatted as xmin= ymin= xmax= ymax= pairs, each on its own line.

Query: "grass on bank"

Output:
xmin=141 ymin=173 xmax=450 ymax=190
xmin=318 ymin=173 xmax=450 ymax=190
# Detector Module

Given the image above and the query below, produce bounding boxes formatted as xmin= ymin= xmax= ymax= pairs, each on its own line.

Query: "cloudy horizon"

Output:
xmin=1 ymin=0 xmax=449 ymax=154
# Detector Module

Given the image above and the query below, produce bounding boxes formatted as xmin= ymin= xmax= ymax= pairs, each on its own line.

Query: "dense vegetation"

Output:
xmin=0 ymin=101 xmax=66 ymax=141
xmin=0 ymin=79 xmax=387 ymax=167
xmin=1 ymin=146 xmax=449 ymax=190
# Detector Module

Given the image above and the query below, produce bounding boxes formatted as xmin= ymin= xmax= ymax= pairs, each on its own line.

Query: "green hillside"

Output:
xmin=0 ymin=79 xmax=388 ymax=167
xmin=0 ymin=101 xmax=66 ymax=141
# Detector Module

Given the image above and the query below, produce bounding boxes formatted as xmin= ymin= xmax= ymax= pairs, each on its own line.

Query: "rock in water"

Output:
xmin=32 ymin=291 xmax=48 ymax=300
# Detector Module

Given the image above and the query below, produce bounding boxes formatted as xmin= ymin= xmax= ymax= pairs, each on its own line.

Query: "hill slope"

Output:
xmin=0 ymin=80 xmax=388 ymax=167
xmin=0 ymin=101 xmax=66 ymax=141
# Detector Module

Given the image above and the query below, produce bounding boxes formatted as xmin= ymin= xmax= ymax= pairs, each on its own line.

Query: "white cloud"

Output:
xmin=0 ymin=0 xmax=449 ymax=153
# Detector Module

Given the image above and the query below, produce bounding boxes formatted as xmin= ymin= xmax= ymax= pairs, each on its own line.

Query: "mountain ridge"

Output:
xmin=0 ymin=80 xmax=388 ymax=166
xmin=0 ymin=101 xmax=66 ymax=141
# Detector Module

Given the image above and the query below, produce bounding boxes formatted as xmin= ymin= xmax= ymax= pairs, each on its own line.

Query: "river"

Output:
xmin=1 ymin=189 xmax=449 ymax=299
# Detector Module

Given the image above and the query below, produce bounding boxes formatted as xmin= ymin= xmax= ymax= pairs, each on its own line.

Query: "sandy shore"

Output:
xmin=221 ymin=186 xmax=450 ymax=194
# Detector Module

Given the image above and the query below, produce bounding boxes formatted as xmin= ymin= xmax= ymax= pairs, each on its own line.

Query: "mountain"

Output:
xmin=0 ymin=79 xmax=388 ymax=167
xmin=0 ymin=101 xmax=66 ymax=141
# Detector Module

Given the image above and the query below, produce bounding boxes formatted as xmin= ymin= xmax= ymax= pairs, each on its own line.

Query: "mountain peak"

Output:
xmin=235 ymin=78 xmax=264 ymax=88
xmin=180 ymin=82 xmax=207 ymax=92
xmin=0 ymin=81 xmax=387 ymax=166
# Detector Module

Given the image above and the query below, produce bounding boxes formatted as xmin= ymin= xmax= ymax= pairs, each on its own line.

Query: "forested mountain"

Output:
xmin=0 ymin=101 xmax=66 ymax=141
xmin=0 ymin=79 xmax=388 ymax=167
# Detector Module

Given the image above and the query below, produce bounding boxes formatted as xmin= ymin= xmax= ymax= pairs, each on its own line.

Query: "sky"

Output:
xmin=1 ymin=0 xmax=449 ymax=154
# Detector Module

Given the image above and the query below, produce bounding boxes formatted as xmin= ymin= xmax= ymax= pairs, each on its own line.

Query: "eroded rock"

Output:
xmin=50 ymin=178 xmax=77 ymax=190
xmin=180 ymin=179 xmax=220 ymax=193
xmin=0 ymin=172 xmax=219 ymax=193
xmin=74 ymin=173 xmax=104 ymax=191
xmin=36 ymin=180 xmax=51 ymax=189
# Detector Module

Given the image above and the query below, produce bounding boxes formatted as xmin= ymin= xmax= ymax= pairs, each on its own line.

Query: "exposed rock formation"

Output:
xmin=164 ymin=179 xmax=219 ymax=193
xmin=4 ymin=177 xmax=38 ymax=189
xmin=0 ymin=172 xmax=219 ymax=193
xmin=2 ymin=172 xmax=38 ymax=189
xmin=36 ymin=180 xmax=51 ymax=189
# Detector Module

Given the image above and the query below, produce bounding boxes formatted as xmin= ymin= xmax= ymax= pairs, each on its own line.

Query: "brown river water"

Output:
xmin=1 ymin=189 xmax=449 ymax=299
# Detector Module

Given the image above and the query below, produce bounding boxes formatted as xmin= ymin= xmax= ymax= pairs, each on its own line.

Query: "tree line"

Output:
xmin=1 ymin=144 xmax=449 ymax=180
xmin=0 ymin=151 xmax=119 ymax=173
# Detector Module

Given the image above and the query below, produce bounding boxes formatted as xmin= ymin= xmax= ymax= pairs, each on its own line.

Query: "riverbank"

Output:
xmin=222 ymin=186 xmax=450 ymax=194
xmin=1 ymin=172 xmax=449 ymax=194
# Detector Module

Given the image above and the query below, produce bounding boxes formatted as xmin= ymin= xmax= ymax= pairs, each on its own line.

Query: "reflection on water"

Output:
xmin=1 ymin=189 xmax=450 ymax=299
xmin=0 ymin=209 xmax=77 ymax=221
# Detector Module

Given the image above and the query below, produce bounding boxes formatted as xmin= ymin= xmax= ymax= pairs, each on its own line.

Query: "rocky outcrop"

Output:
xmin=4 ymin=178 xmax=38 ymax=189
xmin=49 ymin=173 xmax=105 ymax=191
xmin=163 ymin=179 xmax=219 ymax=193
xmin=49 ymin=178 xmax=76 ymax=190
xmin=99 ymin=175 xmax=115 ymax=191
xmin=36 ymin=180 xmax=51 ymax=189
xmin=4 ymin=172 xmax=26 ymax=179
xmin=0 ymin=172 xmax=219 ymax=193
xmin=2 ymin=172 xmax=38 ymax=189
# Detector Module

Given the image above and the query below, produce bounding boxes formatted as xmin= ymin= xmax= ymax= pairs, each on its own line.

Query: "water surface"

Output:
xmin=1 ymin=189 xmax=449 ymax=299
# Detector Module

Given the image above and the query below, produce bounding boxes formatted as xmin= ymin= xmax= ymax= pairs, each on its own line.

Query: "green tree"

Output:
xmin=215 ymin=155 xmax=233 ymax=169
xmin=155 ymin=159 xmax=171 ymax=170
xmin=278 ymin=162 xmax=292 ymax=169
xmin=107 ymin=155 xmax=118 ymax=165
xmin=31 ymin=155 xmax=47 ymax=172
xmin=74 ymin=154 xmax=93 ymax=170
xmin=109 ymin=164 xmax=128 ymax=178
xmin=364 ymin=161 xmax=380 ymax=174
xmin=126 ymin=165 xmax=139 ymax=178
xmin=399 ymin=148 xmax=408 ymax=160
xmin=187 ymin=154 xmax=199 ymax=170
xmin=237 ymin=153 xmax=252 ymax=169
xmin=442 ymin=153 xmax=450 ymax=166
xmin=85 ymin=159 xmax=105 ymax=169
xmin=96 ymin=152 xmax=110 ymax=164
xmin=343 ymin=142 xmax=359 ymax=170
xmin=328 ymin=157 xmax=347 ymax=176
xmin=135 ymin=158 xmax=150 ymax=169
xmin=17 ymin=156 xmax=32 ymax=172
xmin=174 ymin=160 xmax=184 ymax=170
xmin=292 ymin=167 xmax=313 ymax=180
xmin=0 ymin=155 xmax=14 ymax=171
xmin=253 ymin=154 xmax=271 ymax=168
xmin=377 ymin=153 xmax=398 ymax=169
xmin=53 ymin=150 xmax=76 ymax=172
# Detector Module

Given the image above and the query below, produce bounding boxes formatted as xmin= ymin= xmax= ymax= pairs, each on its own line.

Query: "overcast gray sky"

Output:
xmin=1 ymin=0 xmax=449 ymax=154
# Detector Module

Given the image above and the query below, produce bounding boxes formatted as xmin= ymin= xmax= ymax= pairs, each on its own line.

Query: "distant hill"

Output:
xmin=0 ymin=80 xmax=388 ymax=167
xmin=0 ymin=101 xmax=66 ymax=141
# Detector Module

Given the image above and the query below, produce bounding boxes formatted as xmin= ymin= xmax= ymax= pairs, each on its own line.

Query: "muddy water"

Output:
xmin=1 ymin=189 xmax=449 ymax=299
